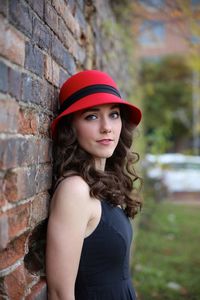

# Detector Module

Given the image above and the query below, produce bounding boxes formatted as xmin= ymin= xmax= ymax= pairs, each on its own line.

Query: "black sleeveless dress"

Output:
xmin=75 ymin=200 xmax=136 ymax=300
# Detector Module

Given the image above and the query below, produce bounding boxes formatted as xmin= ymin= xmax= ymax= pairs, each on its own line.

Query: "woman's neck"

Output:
xmin=94 ymin=158 xmax=106 ymax=171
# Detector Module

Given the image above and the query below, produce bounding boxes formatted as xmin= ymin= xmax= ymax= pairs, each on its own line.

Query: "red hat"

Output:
xmin=51 ymin=70 xmax=142 ymax=138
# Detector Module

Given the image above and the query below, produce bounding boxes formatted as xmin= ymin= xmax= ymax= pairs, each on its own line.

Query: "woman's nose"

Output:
xmin=100 ymin=118 xmax=112 ymax=134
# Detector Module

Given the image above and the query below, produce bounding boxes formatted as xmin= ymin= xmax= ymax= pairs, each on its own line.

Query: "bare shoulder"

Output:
xmin=59 ymin=176 xmax=89 ymax=193
xmin=50 ymin=176 xmax=91 ymax=214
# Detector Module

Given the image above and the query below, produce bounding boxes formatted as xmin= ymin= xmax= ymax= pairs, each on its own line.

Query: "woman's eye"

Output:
xmin=85 ymin=114 xmax=97 ymax=121
xmin=110 ymin=111 xmax=120 ymax=119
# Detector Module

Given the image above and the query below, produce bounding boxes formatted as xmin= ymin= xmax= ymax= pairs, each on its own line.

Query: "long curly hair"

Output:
xmin=52 ymin=106 xmax=142 ymax=218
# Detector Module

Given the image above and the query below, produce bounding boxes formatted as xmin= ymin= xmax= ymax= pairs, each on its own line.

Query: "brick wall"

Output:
xmin=0 ymin=0 xmax=134 ymax=299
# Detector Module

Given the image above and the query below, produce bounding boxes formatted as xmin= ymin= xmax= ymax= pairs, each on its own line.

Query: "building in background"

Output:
xmin=133 ymin=0 xmax=200 ymax=154
xmin=133 ymin=0 xmax=200 ymax=59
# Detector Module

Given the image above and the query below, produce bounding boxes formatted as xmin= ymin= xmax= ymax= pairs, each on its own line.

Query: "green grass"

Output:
xmin=132 ymin=200 xmax=200 ymax=300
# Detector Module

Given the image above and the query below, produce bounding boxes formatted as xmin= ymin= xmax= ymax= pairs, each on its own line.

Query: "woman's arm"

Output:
xmin=46 ymin=176 xmax=91 ymax=300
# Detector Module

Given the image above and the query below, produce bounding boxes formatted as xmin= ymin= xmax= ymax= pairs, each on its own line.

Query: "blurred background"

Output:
xmin=120 ymin=1 xmax=200 ymax=299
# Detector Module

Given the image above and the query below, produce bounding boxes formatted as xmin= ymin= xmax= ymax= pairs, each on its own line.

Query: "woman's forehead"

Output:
xmin=82 ymin=103 xmax=120 ymax=112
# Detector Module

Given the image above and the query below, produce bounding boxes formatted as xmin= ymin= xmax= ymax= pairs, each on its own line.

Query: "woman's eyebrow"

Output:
xmin=111 ymin=104 xmax=120 ymax=109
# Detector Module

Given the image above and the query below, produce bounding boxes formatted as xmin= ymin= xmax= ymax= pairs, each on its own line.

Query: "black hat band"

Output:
xmin=59 ymin=84 xmax=121 ymax=114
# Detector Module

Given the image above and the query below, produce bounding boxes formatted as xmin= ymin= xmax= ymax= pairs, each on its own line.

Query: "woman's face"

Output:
xmin=72 ymin=104 xmax=122 ymax=170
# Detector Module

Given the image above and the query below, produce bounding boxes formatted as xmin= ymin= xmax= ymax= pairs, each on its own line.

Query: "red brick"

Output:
xmin=0 ymin=98 xmax=19 ymax=133
xmin=0 ymin=195 xmax=6 ymax=210
xmin=0 ymin=214 xmax=9 ymax=250
xmin=38 ymin=113 xmax=51 ymax=137
xmin=0 ymin=138 xmax=18 ymax=169
xmin=58 ymin=17 xmax=79 ymax=58
xmin=0 ymin=15 xmax=25 ymax=66
xmin=0 ymin=137 xmax=39 ymax=170
xmin=0 ymin=173 xmax=6 ymax=208
xmin=38 ymin=139 xmax=52 ymax=163
xmin=58 ymin=18 xmax=86 ymax=63
xmin=17 ymin=137 xmax=39 ymax=167
xmin=26 ymin=279 xmax=47 ymax=300
xmin=42 ymin=80 xmax=56 ymax=111
xmin=36 ymin=164 xmax=52 ymax=194
xmin=4 ymin=167 xmax=37 ymax=203
xmin=24 ymin=266 xmax=38 ymax=289
xmin=7 ymin=203 xmax=30 ymax=241
xmin=44 ymin=55 xmax=60 ymax=87
xmin=0 ymin=233 xmax=28 ymax=270
xmin=3 ymin=170 xmax=17 ymax=202
xmin=52 ymin=0 xmax=66 ymax=16
xmin=19 ymin=107 xmax=38 ymax=135
xmin=52 ymin=0 xmax=80 ymax=38
xmin=30 ymin=192 xmax=50 ymax=227
xmin=4 ymin=264 xmax=27 ymax=299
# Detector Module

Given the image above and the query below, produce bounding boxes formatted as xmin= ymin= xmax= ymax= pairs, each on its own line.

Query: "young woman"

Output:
xmin=46 ymin=70 xmax=142 ymax=300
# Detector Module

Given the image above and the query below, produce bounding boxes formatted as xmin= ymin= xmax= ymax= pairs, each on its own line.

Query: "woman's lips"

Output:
xmin=97 ymin=139 xmax=114 ymax=145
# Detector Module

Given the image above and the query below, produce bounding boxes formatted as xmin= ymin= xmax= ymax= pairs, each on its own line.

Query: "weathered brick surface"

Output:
xmin=0 ymin=0 xmax=8 ymax=16
xmin=0 ymin=137 xmax=38 ymax=169
xmin=38 ymin=139 xmax=52 ymax=164
xmin=75 ymin=5 xmax=87 ymax=36
xmin=32 ymin=17 xmax=51 ymax=51
xmin=4 ymin=264 xmax=28 ymax=299
xmin=38 ymin=113 xmax=51 ymax=137
xmin=59 ymin=68 xmax=70 ymax=87
xmin=42 ymin=80 xmax=56 ymax=111
xmin=0 ymin=98 xmax=19 ymax=133
xmin=17 ymin=138 xmax=39 ymax=166
xmin=0 ymin=0 xmax=133 ymax=298
xmin=0 ymin=172 xmax=6 ymax=208
xmin=36 ymin=165 xmax=52 ymax=194
xmin=58 ymin=17 xmax=86 ymax=62
xmin=9 ymin=0 xmax=33 ymax=37
xmin=51 ymin=35 xmax=76 ymax=74
xmin=26 ymin=0 xmax=44 ymax=19
xmin=19 ymin=107 xmax=38 ymax=135
xmin=53 ymin=0 xmax=81 ymax=38
xmin=0 ymin=138 xmax=19 ymax=169
xmin=0 ymin=233 xmax=27 ymax=270
xmin=0 ymin=61 xmax=8 ymax=93
xmin=22 ymin=73 xmax=43 ymax=105
xmin=4 ymin=166 xmax=37 ymax=202
xmin=44 ymin=1 xmax=59 ymax=34
xmin=25 ymin=42 xmax=45 ymax=77
xmin=21 ymin=73 xmax=33 ymax=102
xmin=0 ymin=202 xmax=30 ymax=249
xmin=0 ymin=15 xmax=25 ymax=66
xmin=30 ymin=192 xmax=50 ymax=227
xmin=25 ymin=279 xmax=47 ymax=300
xmin=7 ymin=202 xmax=31 ymax=241
xmin=45 ymin=55 xmax=60 ymax=87
xmin=0 ymin=214 xmax=9 ymax=250
xmin=8 ymin=67 xmax=22 ymax=100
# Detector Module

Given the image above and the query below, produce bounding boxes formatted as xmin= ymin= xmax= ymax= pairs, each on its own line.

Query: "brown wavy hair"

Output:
xmin=52 ymin=106 xmax=142 ymax=218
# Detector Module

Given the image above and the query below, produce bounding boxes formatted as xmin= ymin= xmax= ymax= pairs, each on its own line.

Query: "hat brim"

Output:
xmin=51 ymin=93 xmax=142 ymax=138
